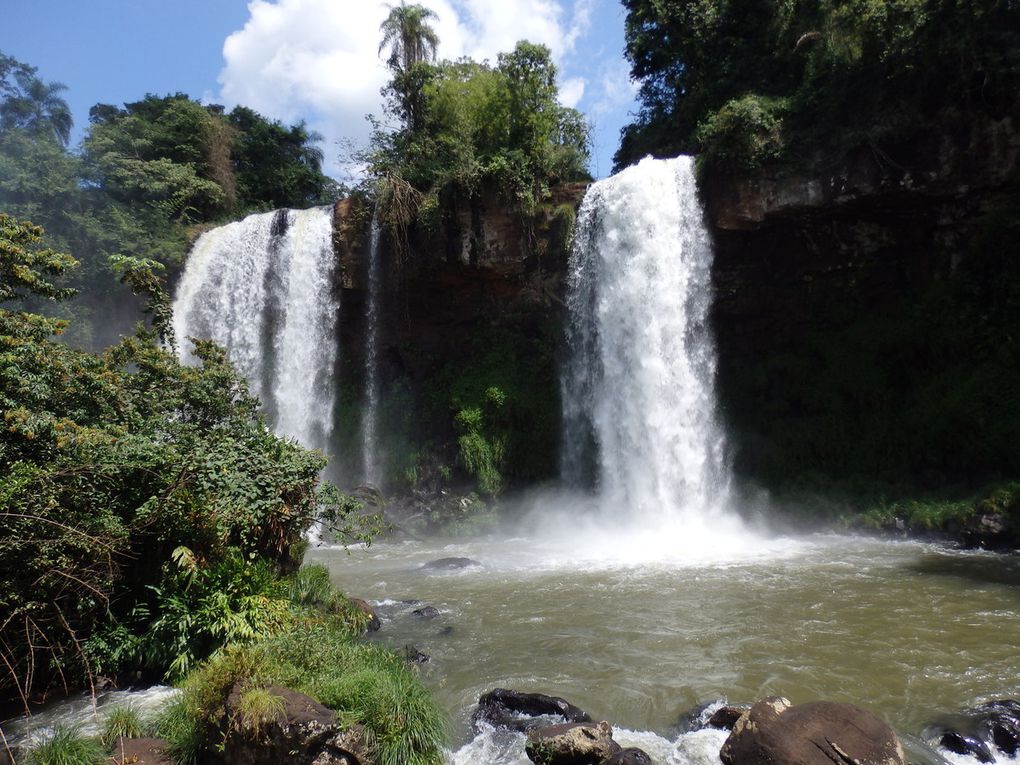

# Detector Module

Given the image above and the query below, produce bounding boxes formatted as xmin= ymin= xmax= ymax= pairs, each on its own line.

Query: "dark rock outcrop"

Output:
xmin=402 ymin=645 xmax=430 ymax=664
xmin=707 ymin=705 xmax=750 ymax=731
xmin=720 ymin=697 xmax=905 ymax=765
xmin=217 ymin=684 xmax=368 ymax=765
xmin=980 ymin=700 xmax=1020 ymax=756
xmin=525 ymin=721 xmax=621 ymax=765
xmin=472 ymin=688 xmax=592 ymax=733
xmin=412 ymin=606 xmax=441 ymax=619
xmin=937 ymin=731 xmax=994 ymax=763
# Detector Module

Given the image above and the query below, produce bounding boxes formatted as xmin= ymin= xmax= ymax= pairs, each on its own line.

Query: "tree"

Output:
xmin=0 ymin=53 xmax=72 ymax=146
xmin=379 ymin=2 xmax=441 ymax=134
xmin=379 ymin=2 xmax=440 ymax=74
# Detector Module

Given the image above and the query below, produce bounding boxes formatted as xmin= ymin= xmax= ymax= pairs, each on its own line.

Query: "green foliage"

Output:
xmin=695 ymin=94 xmax=787 ymax=172
xmin=367 ymin=36 xmax=590 ymax=240
xmin=100 ymin=704 xmax=145 ymax=746
xmin=163 ymin=618 xmax=446 ymax=765
xmin=616 ymin=0 xmax=1020 ymax=171
xmin=24 ymin=726 xmax=106 ymax=765
xmin=153 ymin=694 xmax=204 ymax=765
xmin=0 ymin=53 xmax=72 ymax=146
xmin=0 ymin=213 xmax=78 ymax=303
xmin=141 ymin=551 xmax=291 ymax=681
xmin=0 ymin=215 xmax=366 ymax=707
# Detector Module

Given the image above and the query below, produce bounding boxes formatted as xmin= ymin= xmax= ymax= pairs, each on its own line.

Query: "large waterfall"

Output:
xmin=561 ymin=156 xmax=731 ymax=523
xmin=171 ymin=206 xmax=339 ymax=453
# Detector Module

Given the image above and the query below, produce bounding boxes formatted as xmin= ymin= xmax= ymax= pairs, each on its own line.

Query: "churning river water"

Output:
xmin=308 ymin=520 xmax=1020 ymax=764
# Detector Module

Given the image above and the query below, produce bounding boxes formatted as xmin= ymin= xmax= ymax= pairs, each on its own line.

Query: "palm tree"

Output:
xmin=378 ymin=1 xmax=440 ymax=74
xmin=0 ymin=69 xmax=72 ymax=146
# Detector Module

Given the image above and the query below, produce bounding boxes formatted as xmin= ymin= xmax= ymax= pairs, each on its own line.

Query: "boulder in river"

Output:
xmin=472 ymin=688 xmax=592 ymax=733
xmin=978 ymin=699 xmax=1020 ymax=757
xmin=720 ymin=697 xmax=906 ymax=765
xmin=412 ymin=605 xmax=441 ymax=619
xmin=601 ymin=747 xmax=653 ymax=765
xmin=218 ymin=683 xmax=367 ymax=765
xmin=525 ymin=721 xmax=621 ymax=765
xmin=421 ymin=557 xmax=483 ymax=570
xmin=937 ymin=731 xmax=994 ymax=763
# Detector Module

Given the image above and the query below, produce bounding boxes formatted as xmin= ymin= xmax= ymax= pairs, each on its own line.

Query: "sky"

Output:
xmin=1 ymin=0 xmax=639 ymax=179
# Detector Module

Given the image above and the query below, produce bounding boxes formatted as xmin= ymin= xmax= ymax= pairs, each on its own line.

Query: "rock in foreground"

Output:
xmin=472 ymin=688 xmax=592 ymax=733
xmin=720 ymin=697 xmax=905 ymax=765
xmin=218 ymin=684 xmax=367 ymax=765
xmin=525 ymin=721 xmax=621 ymax=765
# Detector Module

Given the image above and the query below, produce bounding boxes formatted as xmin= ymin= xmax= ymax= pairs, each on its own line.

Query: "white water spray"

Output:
xmin=172 ymin=207 xmax=339 ymax=452
xmin=562 ymin=156 xmax=733 ymax=527
xmin=361 ymin=209 xmax=383 ymax=485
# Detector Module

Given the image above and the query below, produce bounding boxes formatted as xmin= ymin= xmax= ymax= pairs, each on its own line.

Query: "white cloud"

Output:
xmin=218 ymin=0 xmax=592 ymax=179
xmin=558 ymin=76 xmax=586 ymax=108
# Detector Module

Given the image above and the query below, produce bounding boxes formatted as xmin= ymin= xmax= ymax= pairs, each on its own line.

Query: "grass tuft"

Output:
xmin=100 ymin=704 xmax=145 ymax=746
xmin=24 ymin=726 xmax=106 ymax=765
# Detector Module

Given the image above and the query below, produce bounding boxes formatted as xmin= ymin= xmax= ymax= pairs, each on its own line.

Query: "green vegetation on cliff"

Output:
xmin=616 ymin=0 xmax=1020 ymax=172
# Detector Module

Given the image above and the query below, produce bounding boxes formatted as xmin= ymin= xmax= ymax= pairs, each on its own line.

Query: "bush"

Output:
xmin=696 ymin=94 xmax=786 ymax=172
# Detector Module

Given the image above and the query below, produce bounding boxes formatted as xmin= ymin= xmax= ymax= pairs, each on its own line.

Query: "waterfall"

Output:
xmin=561 ymin=156 xmax=730 ymax=522
xmin=171 ymin=206 xmax=340 ymax=453
xmin=361 ymin=209 xmax=383 ymax=485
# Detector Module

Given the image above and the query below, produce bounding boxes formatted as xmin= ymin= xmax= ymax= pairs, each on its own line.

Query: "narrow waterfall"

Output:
xmin=171 ymin=206 xmax=340 ymax=453
xmin=561 ymin=156 xmax=730 ymax=522
xmin=361 ymin=209 xmax=383 ymax=485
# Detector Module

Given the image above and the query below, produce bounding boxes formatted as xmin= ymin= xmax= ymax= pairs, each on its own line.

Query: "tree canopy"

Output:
xmin=615 ymin=0 xmax=1020 ymax=172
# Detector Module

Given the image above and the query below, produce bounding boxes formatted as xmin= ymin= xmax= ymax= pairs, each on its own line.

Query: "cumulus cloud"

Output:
xmin=218 ymin=0 xmax=596 ymax=179
xmin=559 ymin=76 xmax=586 ymax=108
xmin=217 ymin=0 xmax=640 ymax=180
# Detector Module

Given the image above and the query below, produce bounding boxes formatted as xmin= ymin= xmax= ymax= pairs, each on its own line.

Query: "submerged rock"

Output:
xmin=601 ymin=747 xmax=653 ymax=765
xmin=980 ymin=699 xmax=1020 ymax=756
xmin=412 ymin=606 xmax=441 ymax=619
xmin=720 ymin=697 xmax=905 ymax=765
xmin=525 ymin=721 xmax=620 ymax=765
xmin=472 ymin=688 xmax=592 ymax=733
xmin=937 ymin=731 xmax=994 ymax=763
xmin=403 ymin=645 xmax=430 ymax=664
xmin=218 ymin=683 xmax=367 ymax=765
xmin=422 ymin=557 xmax=483 ymax=570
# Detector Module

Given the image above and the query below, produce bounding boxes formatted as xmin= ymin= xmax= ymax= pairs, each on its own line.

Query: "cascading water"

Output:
xmin=361 ymin=209 xmax=383 ymax=486
xmin=562 ymin=156 xmax=732 ymax=525
xmin=171 ymin=206 xmax=339 ymax=453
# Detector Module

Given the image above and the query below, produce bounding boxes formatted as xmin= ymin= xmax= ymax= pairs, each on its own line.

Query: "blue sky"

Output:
xmin=2 ymin=0 xmax=638 ymax=179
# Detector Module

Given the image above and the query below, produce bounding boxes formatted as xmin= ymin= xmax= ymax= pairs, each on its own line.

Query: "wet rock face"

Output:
xmin=525 ymin=721 xmax=621 ymax=765
xmin=472 ymin=688 xmax=592 ymax=734
xmin=720 ymin=697 xmax=906 ymax=765
xmin=216 ymin=684 xmax=367 ymax=765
